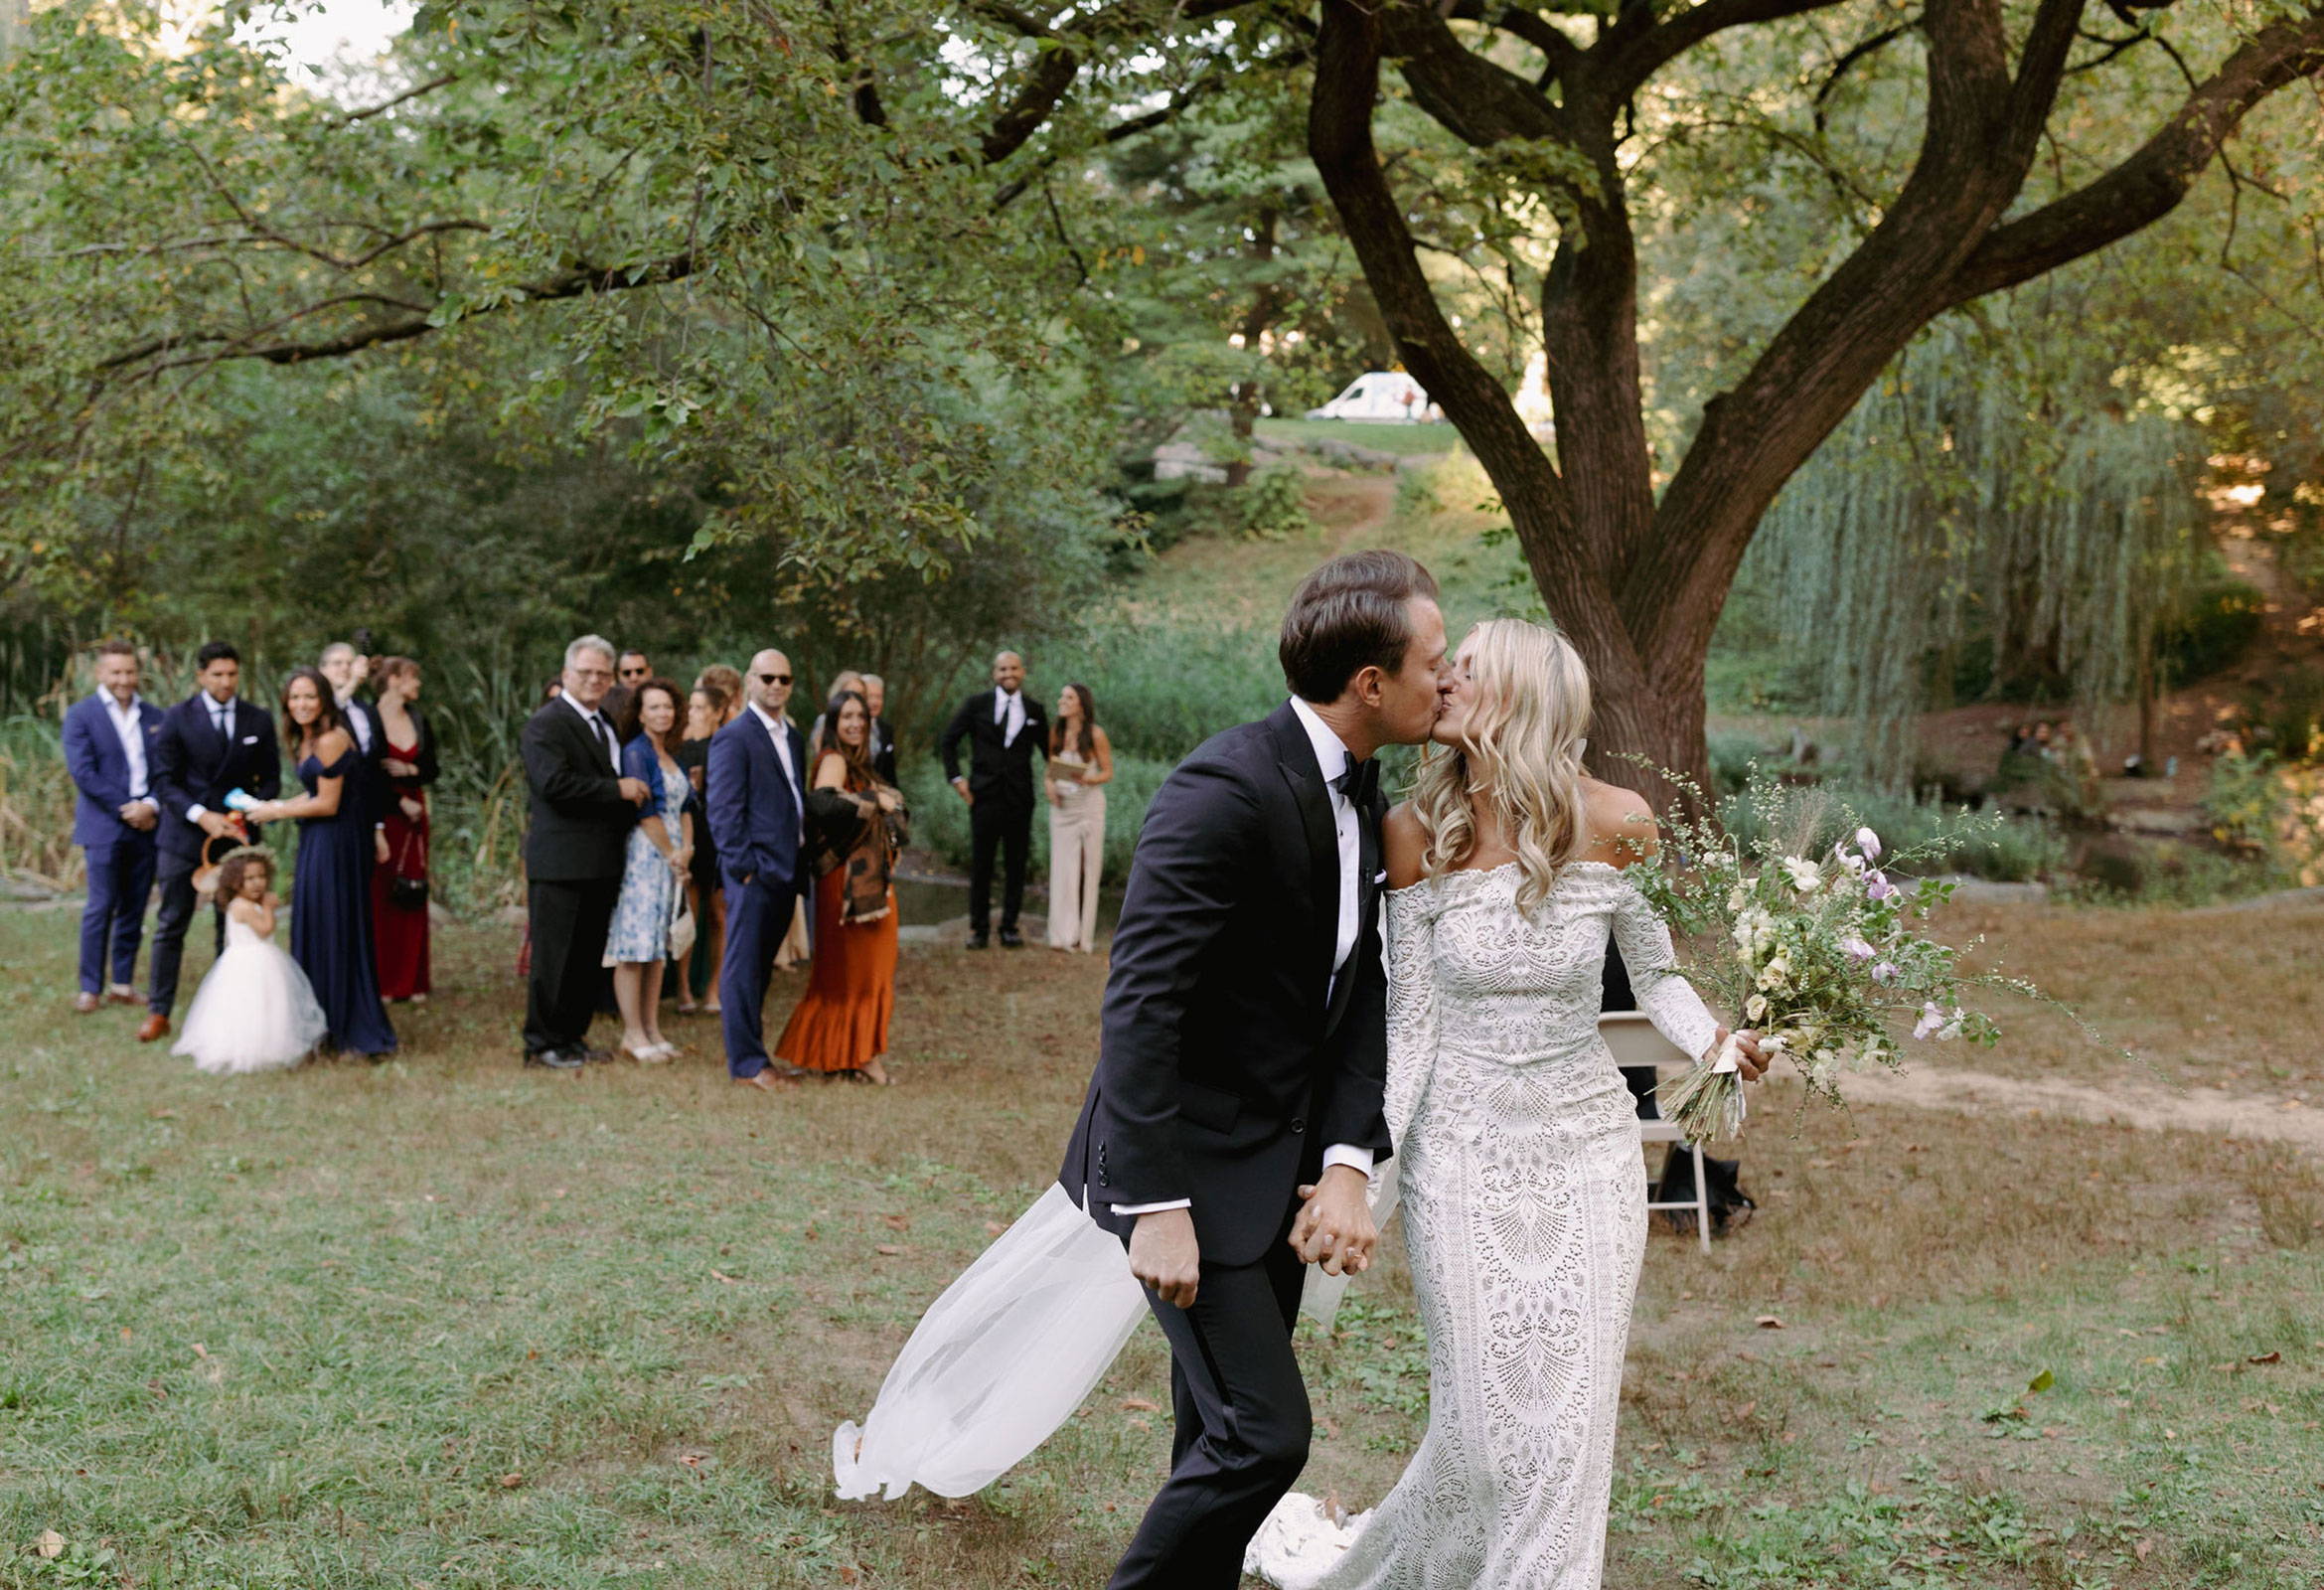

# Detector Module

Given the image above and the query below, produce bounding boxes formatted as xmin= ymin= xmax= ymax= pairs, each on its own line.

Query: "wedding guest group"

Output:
xmin=63 ymin=630 xmax=1088 ymax=1087
xmin=941 ymin=650 xmax=1048 ymax=949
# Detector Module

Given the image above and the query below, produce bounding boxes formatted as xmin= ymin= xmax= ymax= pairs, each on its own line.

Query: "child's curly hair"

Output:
xmin=215 ymin=850 xmax=273 ymax=902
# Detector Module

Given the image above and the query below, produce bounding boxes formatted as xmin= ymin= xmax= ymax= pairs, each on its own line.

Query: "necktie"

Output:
xmin=590 ymin=714 xmax=614 ymax=770
xmin=1332 ymin=757 xmax=1380 ymax=808
xmin=213 ymin=702 xmax=231 ymax=740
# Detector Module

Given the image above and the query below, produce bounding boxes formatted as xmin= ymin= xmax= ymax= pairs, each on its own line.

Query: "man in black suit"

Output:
xmin=321 ymin=641 xmax=390 ymax=872
xmin=140 ymin=641 xmax=282 ymax=1043
xmin=939 ymin=650 xmax=1047 ymax=949
xmin=1059 ymin=551 xmax=1451 ymax=1589
xmin=519 ymin=635 xmax=650 ymax=1069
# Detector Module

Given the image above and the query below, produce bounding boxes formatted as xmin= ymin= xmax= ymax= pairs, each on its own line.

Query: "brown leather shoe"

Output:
xmin=74 ymin=992 xmax=101 ymax=1015
xmin=136 ymin=1013 xmax=170 ymax=1043
xmin=732 ymin=1070 xmax=797 ymax=1092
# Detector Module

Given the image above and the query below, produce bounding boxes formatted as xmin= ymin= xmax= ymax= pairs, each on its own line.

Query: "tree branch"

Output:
xmin=334 ymin=73 xmax=458 ymax=127
xmin=98 ymin=251 xmax=698 ymax=378
xmin=1946 ymin=12 xmax=2324 ymax=305
xmin=1598 ymin=0 xmax=1857 ymax=101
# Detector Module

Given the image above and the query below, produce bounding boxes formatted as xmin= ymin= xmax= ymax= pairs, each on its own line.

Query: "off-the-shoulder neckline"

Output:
xmin=1386 ymin=858 xmax=1629 ymax=896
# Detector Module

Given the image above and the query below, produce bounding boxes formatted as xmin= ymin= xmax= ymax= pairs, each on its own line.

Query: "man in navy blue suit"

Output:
xmin=706 ymin=646 xmax=808 ymax=1092
xmin=139 ymin=640 xmax=281 ymax=1043
xmin=62 ymin=640 xmax=164 ymax=1015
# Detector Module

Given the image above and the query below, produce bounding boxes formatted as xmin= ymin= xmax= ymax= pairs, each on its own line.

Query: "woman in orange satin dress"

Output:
xmin=774 ymin=692 xmax=907 ymax=1085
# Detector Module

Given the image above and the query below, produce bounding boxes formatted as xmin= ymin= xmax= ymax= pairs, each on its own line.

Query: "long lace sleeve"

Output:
xmin=1382 ymin=884 xmax=1442 ymax=1146
xmin=1610 ymin=869 xmax=1723 ymax=1063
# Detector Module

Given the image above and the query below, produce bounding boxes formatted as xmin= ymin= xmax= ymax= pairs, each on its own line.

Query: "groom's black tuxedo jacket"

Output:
xmin=1059 ymin=702 xmax=1392 ymax=1267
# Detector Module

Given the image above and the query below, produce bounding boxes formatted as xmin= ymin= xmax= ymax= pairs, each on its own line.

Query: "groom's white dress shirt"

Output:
xmin=1111 ymin=696 xmax=1376 ymax=1217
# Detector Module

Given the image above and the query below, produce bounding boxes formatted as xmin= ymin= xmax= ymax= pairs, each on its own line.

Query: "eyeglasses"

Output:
xmin=756 ymin=672 xmax=792 ymax=686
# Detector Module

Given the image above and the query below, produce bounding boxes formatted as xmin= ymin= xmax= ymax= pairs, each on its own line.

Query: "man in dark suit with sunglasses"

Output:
xmin=707 ymin=648 xmax=809 ymax=1091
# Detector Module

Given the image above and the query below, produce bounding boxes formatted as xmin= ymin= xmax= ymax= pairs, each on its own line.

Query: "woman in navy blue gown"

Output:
xmin=248 ymin=668 xmax=397 ymax=1058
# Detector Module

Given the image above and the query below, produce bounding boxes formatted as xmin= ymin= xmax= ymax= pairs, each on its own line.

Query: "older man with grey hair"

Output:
xmin=940 ymin=649 xmax=1046 ymax=949
xmin=519 ymin=634 xmax=651 ymax=1069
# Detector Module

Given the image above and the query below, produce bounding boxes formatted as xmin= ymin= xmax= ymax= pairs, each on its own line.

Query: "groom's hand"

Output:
xmin=1130 ymin=1208 xmax=1201 ymax=1309
xmin=1291 ymin=1165 xmax=1376 ymax=1277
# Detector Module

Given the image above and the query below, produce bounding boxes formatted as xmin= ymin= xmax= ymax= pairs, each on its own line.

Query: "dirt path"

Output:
xmin=1829 ymin=1064 xmax=2324 ymax=1156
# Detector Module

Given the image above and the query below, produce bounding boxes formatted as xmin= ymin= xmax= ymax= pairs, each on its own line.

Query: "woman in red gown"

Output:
xmin=773 ymin=692 xmax=907 ymax=1084
xmin=369 ymin=656 xmax=438 ymax=1001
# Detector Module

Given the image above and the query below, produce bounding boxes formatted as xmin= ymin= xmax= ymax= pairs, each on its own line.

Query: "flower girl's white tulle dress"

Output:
xmin=172 ymin=914 xmax=328 ymax=1075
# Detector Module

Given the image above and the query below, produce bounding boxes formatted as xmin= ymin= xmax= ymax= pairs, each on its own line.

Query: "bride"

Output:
xmin=1249 ymin=617 xmax=1764 ymax=1589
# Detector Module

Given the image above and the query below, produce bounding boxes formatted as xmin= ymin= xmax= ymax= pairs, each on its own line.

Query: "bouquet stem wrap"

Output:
xmin=1658 ymin=1031 xmax=1751 ymax=1145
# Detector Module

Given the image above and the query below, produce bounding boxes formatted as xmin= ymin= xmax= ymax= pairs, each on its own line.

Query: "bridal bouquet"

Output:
xmin=1623 ymin=774 xmax=2045 ymax=1145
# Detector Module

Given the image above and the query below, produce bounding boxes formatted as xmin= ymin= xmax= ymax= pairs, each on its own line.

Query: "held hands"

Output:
xmin=617 ymin=776 xmax=652 ymax=807
xmin=1707 ymin=1026 xmax=1771 ymax=1081
xmin=383 ymin=757 xmax=419 ymax=778
xmin=398 ymin=796 xmax=425 ymax=823
xmin=1129 ymin=1207 xmax=1201 ymax=1309
xmin=118 ymin=800 xmax=157 ymax=831
xmin=1290 ymin=1165 xmax=1378 ymax=1277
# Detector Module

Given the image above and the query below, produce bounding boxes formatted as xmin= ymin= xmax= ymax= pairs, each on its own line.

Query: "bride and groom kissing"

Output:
xmin=1057 ymin=551 xmax=1769 ymax=1588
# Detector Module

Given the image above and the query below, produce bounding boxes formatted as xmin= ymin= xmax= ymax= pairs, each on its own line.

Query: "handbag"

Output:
xmin=667 ymin=885 xmax=697 ymax=961
xmin=388 ymin=827 xmax=428 ymax=911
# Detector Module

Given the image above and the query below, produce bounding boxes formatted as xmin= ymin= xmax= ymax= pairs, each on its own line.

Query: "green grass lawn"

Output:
xmin=1254 ymin=417 xmax=1462 ymax=457
xmin=3 ymin=902 xmax=2321 ymax=1588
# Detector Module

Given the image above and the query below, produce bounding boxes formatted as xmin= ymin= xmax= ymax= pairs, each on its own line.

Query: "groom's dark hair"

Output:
xmin=1281 ymin=550 xmax=1439 ymax=703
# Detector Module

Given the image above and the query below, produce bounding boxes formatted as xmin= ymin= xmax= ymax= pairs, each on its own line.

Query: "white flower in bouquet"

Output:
xmin=1781 ymin=856 xmax=1822 ymax=892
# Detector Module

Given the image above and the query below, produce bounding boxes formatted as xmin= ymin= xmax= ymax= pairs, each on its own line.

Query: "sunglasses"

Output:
xmin=756 ymin=672 xmax=792 ymax=686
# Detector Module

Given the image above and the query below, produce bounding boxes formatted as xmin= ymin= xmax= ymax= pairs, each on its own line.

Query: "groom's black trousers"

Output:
xmin=1109 ymin=1235 xmax=1311 ymax=1590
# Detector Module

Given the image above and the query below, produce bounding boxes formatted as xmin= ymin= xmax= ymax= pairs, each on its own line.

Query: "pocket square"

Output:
xmin=241 ymin=734 xmax=259 ymax=744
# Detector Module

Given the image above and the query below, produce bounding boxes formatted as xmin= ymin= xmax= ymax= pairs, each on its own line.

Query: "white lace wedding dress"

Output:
xmin=1248 ymin=860 xmax=1721 ymax=1590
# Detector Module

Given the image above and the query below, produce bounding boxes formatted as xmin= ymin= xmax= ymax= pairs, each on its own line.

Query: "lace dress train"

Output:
xmin=1248 ymin=861 xmax=1720 ymax=1590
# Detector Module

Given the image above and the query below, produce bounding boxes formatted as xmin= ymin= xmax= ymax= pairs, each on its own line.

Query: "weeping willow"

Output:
xmin=1742 ymin=319 xmax=2204 ymax=787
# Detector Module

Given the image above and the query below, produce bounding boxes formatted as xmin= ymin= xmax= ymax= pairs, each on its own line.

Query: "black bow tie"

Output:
xmin=1331 ymin=756 xmax=1380 ymax=808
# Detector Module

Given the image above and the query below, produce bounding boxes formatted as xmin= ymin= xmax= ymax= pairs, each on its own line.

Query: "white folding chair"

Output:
xmin=1598 ymin=1012 xmax=1713 ymax=1255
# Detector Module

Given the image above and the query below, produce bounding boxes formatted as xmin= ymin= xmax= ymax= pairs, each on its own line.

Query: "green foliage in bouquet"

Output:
xmin=1621 ymin=769 xmax=2050 ymax=1145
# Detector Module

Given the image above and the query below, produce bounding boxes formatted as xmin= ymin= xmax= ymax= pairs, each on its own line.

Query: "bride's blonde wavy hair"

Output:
xmin=1409 ymin=618 xmax=1593 ymax=915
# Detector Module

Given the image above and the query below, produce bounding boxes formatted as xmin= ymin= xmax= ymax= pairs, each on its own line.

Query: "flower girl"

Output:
xmin=172 ymin=848 xmax=328 ymax=1076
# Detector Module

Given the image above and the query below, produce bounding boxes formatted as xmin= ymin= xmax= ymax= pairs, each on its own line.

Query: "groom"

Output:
xmin=1060 ymin=550 xmax=1451 ymax=1588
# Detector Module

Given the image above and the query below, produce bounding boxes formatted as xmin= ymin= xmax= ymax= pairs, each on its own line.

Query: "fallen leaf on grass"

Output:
xmin=2134 ymin=1537 xmax=2155 ymax=1561
xmin=2247 ymin=1350 xmax=2282 ymax=1364
xmin=984 ymin=1221 xmax=1005 ymax=1236
xmin=709 ymin=1269 xmax=739 ymax=1286
xmin=498 ymin=1473 xmax=525 ymax=1489
xmin=881 ymin=1214 xmax=910 ymax=1231
xmin=190 ymin=1343 xmax=208 ymax=1359
xmin=1754 ymin=1316 xmax=1784 ymax=1330
xmin=1120 ymin=1398 xmax=1159 ymax=1413
xmin=36 ymin=1530 xmax=65 ymax=1559
xmin=875 ymin=1245 xmax=902 ymax=1256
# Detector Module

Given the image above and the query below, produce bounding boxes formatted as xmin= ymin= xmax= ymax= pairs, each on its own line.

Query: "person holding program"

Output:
xmin=172 ymin=848 xmax=326 ymax=1076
